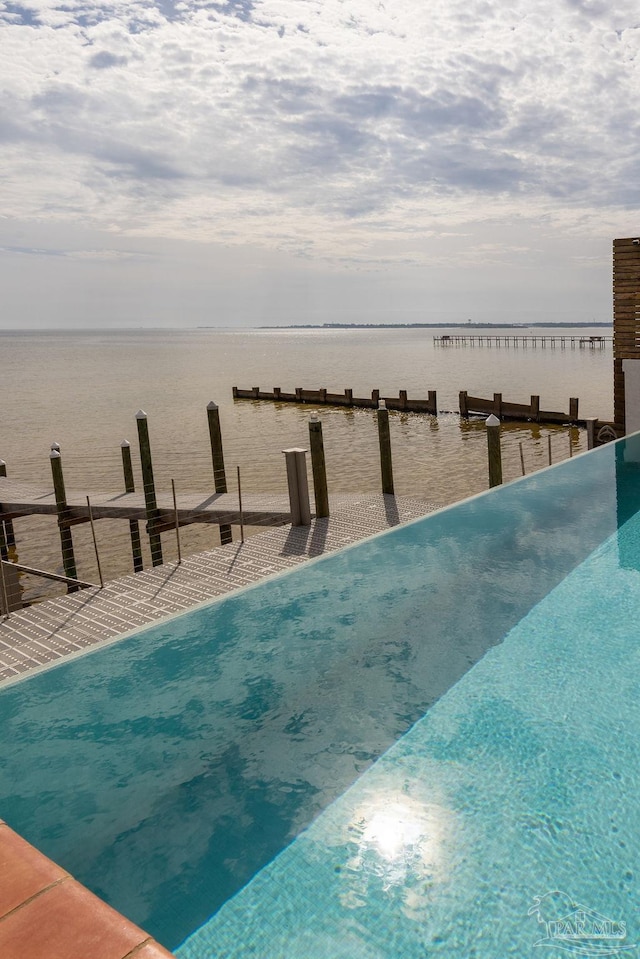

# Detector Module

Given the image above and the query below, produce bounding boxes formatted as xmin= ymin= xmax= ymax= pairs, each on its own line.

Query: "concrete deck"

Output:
xmin=0 ymin=495 xmax=436 ymax=685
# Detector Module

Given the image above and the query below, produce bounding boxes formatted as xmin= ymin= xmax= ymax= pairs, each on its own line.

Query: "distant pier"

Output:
xmin=433 ymin=334 xmax=612 ymax=348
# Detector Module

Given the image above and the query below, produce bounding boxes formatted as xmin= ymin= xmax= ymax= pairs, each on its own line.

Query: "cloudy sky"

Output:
xmin=1 ymin=0 xmax=639 ymax=328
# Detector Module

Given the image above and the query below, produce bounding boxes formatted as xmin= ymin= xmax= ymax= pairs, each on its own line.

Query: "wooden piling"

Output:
xmin=0 ymin=521 xmax=7 ymax=562
xmin=308 ymin=415 xmax=329 ymax=518
xmin=135 ymin=410 xmax=164 ymax=567
xmin=171 ymin=479 xmax=182 ymax=565
xmin=530 ymin=395 xmax=540 ymax=422
xmin=49 ymin=449 xmax=79 ymax=589
xmin=459 ymin=390 xmax=469 ymax=418
xmin=283 ymin=448 xmax=312 ymax=526
xmin=377 ymin=401 xmax=394 ymax=495
xmin=569 ymin=397 xmax=579 ymax=421
xmin=486 ymin=414 xmax=502 ymax=487
xmin=86 ymin=495 xmax=104 ymax=588
xmin=121 ymin=440 xmax=143 ymax=573
xmin=0 ymin=462 xmax=16 ymax=548
xmin=207 ymin=401 xmax=232 ymax=545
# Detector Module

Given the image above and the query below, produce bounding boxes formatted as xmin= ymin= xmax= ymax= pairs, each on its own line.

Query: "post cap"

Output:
xmin=282 ymin=448 xmax=308 ymax=454
xmin=50 ymin=442 xmax=60 ymax=451
xmin=309 ymin=414 xmax=319 ymax=423
xmin=207 ymin=401 xmax=218 ymax=410
xmin=50 ymin=450 xmax=61 ymax=459
xmin=378 ymin=399 xmax=387 ymax=410
xmin=486 ymin=414 xmax=501 ymax=427
xmin=121 ymin=440 xmax=131 ymax=448
xmin=0 ymin=460 xmax=5 ymax=467
xmin=135 ymin=410 xmax=147 ymax=419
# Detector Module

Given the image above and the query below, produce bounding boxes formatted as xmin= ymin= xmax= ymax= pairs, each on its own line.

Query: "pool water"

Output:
xmin=180 ymin=508 xmax=640 ymax=957
xmin=0 ymin=436 xmax=639 ymax=953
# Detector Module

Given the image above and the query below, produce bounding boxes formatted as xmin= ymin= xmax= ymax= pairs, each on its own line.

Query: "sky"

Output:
xmin=1 ymin=0 xmax=639 ymax=328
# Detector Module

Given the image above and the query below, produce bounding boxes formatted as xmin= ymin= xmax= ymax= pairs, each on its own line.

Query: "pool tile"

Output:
xmin=0 ymin=825 xmax=68 ymax=919
xmin=0 ymin=878 xmax=147 ymax=959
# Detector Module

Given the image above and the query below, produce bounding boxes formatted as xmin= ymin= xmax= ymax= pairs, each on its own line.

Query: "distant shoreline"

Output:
xmin=257 ymin=322 xmax=612 ymax=330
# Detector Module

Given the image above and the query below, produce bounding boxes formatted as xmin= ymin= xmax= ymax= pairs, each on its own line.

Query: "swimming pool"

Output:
xmin=0 ymin=435 xmax=639 ymax=954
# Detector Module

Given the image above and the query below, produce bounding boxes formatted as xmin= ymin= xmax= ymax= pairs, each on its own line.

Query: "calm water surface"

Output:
xmin=0 ymin=327 xmax=613 ymax=599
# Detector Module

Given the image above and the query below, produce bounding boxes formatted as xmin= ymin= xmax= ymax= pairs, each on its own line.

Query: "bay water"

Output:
xmin=0 ymin=326 xmax=613 ymax=601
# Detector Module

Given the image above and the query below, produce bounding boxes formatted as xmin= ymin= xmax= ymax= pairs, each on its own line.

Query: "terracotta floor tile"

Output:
xmin=0 ymin=878 xmax=146 ymax=959
xmin=126 ymin=940 xmax=174 ymax=958
xmin=0 ymin=826 xmax=68 ymax=919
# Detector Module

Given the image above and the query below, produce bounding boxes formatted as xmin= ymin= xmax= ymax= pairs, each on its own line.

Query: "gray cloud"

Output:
xmin=89 ymin=50 xmax=129 ymax=69
xmin=0 ymin=0 xmax=638 ymax=324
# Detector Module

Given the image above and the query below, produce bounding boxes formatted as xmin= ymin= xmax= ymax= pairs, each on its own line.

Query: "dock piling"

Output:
xmin=0 ymin=462 xmax=16 ymax=548
xmin=171 ymin=479 xmax=182 ymax=564
xmin=283 ymin=448 xmax=312 ymax=526
xmin=486 ymin=415 xmax=503 ymax=488
xmin=377 ymin=400 xmax=395 ymax=495
xmin=135 ymin=411 xmax=164 ymax=567
xmin=308 ymin=415 xmax=329 ymax=518
xmin=237 ymin=466 xmax=245 ymax=543
xmin=530 ymin=395 xmax=540 ymax=422
xmin=86 ymin=495 xmax=104 ymax=588
xmin=207 ymin=401 xmax=232 ymax=545
xmin=121 ymin=440 xmax=143 ymax=573
xmin=49 ymin=448 xmax=79 ymax=589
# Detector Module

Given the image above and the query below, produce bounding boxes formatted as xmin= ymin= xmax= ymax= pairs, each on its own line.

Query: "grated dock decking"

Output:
xmin=0 ymin=495 xmax=436 ymax=684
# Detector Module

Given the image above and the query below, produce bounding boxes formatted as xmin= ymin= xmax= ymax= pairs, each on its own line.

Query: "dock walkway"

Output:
xmin=0 ymin=494 xmax=436 ymax=684
xmin=0 ymin=477 xmax=293 ymax=529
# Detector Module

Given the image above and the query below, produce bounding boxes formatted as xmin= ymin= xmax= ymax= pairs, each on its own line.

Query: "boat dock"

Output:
xmin=233 ymin=386 xmax=584 ymax=424
xmin=232 ymin=386 xmax=437 ymax=414
xmin=0 ymin=477 xmax=293 ymax=532
xmin=433 ymin=334 xmax=612 ymax=348
xmin=0 ymin=494 xmax=436 ymax=683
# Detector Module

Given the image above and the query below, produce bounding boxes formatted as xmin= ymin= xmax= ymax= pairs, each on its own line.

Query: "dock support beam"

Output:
xmin=121 ymin=441 xmax=143 ymax=573
xmin=283 ymin=448 xmax=312 ymax=526
xmin=308 ymin=415 xmax=329 ymax=518
xmin=49 ymin=449 xmax=79 ymax=589
xmin=0 ymin=462 xmax=16 ymax=549
xmin=207 ymin=401 xmax=232 ymax=545
xmin=377 ymin=401 xmax=394 ymax=495
xmin=135 ymin=410 xmax=163 ymax=567
xmin=486 ymin=414 xmax=503 ymax=488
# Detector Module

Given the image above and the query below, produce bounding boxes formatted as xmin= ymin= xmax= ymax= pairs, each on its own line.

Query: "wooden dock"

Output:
xmin=232 ymin=386 xmax=437 ymax=414
xmin=0 ymin=494 xmax=436 ymax=683
xmin=434 ymin=334 xmax=612 ymax=348
xmin=459 ymin=391 xmax=581 ymax=424
xmin=234 ymin=386 xmax=583 ymax=424
xmin=0 ymin=477 xmax=294 ymax=532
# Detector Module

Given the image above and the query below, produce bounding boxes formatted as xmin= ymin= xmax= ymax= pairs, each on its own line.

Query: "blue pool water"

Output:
xmin=1 ymin=435 xmax=639 ymax=954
